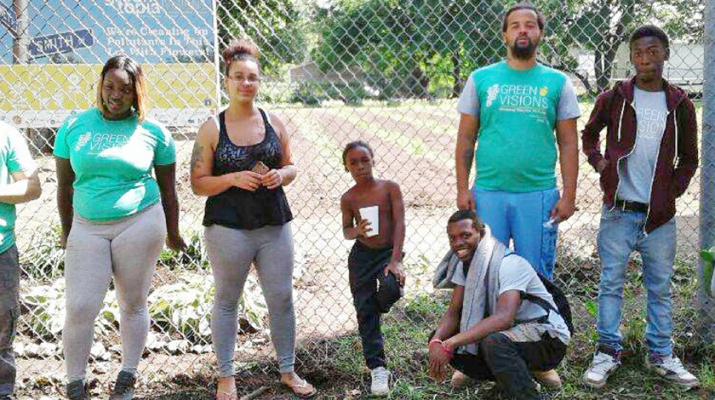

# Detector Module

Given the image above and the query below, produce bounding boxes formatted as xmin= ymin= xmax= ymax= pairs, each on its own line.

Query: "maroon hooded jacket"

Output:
xmin=581 ymin=77 xmax=698 ymax=233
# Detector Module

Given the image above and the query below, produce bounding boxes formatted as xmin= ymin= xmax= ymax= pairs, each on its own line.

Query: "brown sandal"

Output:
xmin=215 ymin=389 xmax=237 ymax=400
xmin=216 ymin=377 xmax=238 ymax=400
xmin=281 ymin=378 xmax=317 ymax=398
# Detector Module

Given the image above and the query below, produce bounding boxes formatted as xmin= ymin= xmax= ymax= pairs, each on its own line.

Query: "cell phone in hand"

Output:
xmin=252 ymin=161 xmax=269 ymax=175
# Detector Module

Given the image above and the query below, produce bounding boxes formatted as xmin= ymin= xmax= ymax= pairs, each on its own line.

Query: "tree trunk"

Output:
xmin=601 ymin=40 xmax=620 ymax=90
xmin=451 ymin=50 xmax=463 ymax=98
xmin=12 ymin=0 xmax=29 ymax=64
xmin=594 ymin=50 xmax=603 ymax=93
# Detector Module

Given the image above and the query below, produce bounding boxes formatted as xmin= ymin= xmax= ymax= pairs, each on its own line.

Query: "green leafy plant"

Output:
xmin=22 ymin=279 xmax=119 ymax=339
xmin=584 ymin=299 xmax=598 ymax=318
xmin=158 ymin=229 xmax=209 ymax=270
xmin=20 ymin=223 xmax=65 ymax=280
xmin=148 ymin=272 xmax=267 ymax=343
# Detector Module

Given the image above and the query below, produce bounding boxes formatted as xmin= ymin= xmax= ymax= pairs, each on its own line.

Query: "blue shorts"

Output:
xmin=472 ymin=187 xmax=559 ymax=279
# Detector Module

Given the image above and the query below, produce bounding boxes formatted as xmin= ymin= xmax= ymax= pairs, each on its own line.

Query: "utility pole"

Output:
xmin=698 ymin=0 xmax=715 ymax=344
xmin=12 ymin=0 xmax=28 ymax=63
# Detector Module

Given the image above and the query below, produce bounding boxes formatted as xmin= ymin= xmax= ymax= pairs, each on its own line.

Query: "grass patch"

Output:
xmin=202 ymin=293 xmax=712 ymax=399
xmin=119 ymin=274 xmax=713 ymax=399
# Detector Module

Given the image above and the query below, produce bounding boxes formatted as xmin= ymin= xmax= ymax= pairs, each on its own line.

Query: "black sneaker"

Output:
xmin=109 ymin=370 xmax=136 ymax=400
xmin=0 ymin=394 xmax=16 ymax=400
xmin=66 ymin=380 xmax=87 ymax=400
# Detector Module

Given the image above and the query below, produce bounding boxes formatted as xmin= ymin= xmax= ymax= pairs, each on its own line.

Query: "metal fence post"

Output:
xmin=698 ymin=0 xmax=715 ymax=345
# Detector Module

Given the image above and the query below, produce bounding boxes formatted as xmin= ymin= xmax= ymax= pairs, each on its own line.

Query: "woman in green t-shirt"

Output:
xmin=54 ymin=55 xmax=186 ymax=400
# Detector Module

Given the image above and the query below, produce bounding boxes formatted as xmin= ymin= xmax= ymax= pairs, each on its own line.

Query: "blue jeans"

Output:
xmin=472 ymin=187 xmax=560 ymax=279
xmin=596 ymin=206 xmax=676 ymax=356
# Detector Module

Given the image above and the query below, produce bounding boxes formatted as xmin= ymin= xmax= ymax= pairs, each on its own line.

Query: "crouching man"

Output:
xmin=429 ymin=210 xmax=570 ymax=400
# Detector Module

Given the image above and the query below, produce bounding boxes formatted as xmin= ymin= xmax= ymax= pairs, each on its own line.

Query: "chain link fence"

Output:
xmin=0 ymin=0 xmax=710 ymax=397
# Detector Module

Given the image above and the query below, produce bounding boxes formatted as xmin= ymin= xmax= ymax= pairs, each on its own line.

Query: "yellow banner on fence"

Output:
xmin=0 ymin=63 xmax=217 ymax=127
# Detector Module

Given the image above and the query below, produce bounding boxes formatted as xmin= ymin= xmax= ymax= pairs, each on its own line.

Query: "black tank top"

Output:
xmin=202 ymin=109 xmax=293 ymax=230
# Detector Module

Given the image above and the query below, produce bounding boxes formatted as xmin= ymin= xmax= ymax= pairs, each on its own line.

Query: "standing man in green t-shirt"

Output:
xmin=0 ymin=121 xmax=42 ymax=400
xmin=453 ymin=2 xmax=580 ymax=389
xmin=455 ymin=2 xmax=580 ymax=280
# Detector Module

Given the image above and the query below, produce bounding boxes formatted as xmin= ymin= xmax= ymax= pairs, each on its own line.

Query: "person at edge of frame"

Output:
xmin=0 ymin=120 xmax=42 ymax=400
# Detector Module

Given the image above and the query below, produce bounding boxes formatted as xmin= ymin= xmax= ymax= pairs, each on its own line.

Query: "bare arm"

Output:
xmin=552 ymin=118 xmax=579 ymax=222
xmin=388 ymin=182 xmax=405 ymax=263
xmin=384 ymin=182 xmax=406 ymax=284
xmin=155 ymin=163 xmax=186 ymax=252
xmin=263 ymin=112 xmax=297 ymax=189
xmin=190 ymin=119 xmax=233 ymax=196
xmin=0 ymin=169 xmax=41 ymax=204
xmin=190 ymin=118 xmax=262 ymax=196
xmin=433 ymin=285 xmax=465 ymax=341
xmin=455 ymin=113 xmax=479 ymax=210
xmin=55 ymin=157 xmax=74 ymax=246
xmin=429 ymin=285 xmax=465 ymax=380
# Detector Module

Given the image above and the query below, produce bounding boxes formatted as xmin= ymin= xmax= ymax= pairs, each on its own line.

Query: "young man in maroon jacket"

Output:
xmin=581 ymin=25 xmax=699 ymax=390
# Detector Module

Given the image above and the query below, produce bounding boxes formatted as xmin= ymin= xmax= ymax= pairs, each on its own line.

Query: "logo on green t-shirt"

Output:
xmin=473 ymin=63 xmax=567 ymax=192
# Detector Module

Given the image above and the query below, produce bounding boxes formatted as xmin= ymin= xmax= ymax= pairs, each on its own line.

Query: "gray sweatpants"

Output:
xmin=204 ymin=223 xmax=296 ymax=376
xmin=63 ymin=203 xmax=166 ymax=381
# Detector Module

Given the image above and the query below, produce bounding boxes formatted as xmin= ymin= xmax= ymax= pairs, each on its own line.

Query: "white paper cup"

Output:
xmin=359 ymin=206 xmax=379 ymax=237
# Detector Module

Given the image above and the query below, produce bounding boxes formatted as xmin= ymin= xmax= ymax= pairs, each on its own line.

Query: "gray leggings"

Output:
xmin=63 ymin=203 xmax=166 ymax=381
xmin=204 ymin=223 xmax=296 ymax=376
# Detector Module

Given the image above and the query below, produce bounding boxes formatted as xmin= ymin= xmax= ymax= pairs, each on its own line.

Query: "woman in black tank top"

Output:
xmin=189 ymin=39 xmax=315 ymax=399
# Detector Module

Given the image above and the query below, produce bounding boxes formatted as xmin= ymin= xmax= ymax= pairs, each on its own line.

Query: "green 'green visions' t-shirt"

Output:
xmin=0 ymin=122 xmax=37 ymax=253
xmin=54 ymin=108 xmax=175 ymax=221
xmin=457 ymin=61 xmax=581 ymax=192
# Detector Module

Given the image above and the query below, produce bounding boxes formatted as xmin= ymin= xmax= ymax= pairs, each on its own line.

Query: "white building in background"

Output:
xmin=572 ymin=42 xmax=704 ymax=95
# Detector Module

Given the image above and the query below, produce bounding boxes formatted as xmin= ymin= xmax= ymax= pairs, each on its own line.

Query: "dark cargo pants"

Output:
xmin=0 ymin=245 xmax=19 ymax=397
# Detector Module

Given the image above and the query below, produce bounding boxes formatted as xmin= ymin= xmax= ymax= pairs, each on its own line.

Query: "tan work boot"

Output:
xmin=533 ymin=369 xmax=562 ymax=389
xmin=451 ymin=370 xmax=473 ymax=388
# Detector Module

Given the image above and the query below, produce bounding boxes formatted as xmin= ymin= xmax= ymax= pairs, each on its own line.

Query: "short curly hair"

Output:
xmin=447 ymin=209 xmax=486 ymax=237
xmin=342 ymin=140 xmax=374 ymax=171
xmin=629 ymin=25 xmax=670 ymax=51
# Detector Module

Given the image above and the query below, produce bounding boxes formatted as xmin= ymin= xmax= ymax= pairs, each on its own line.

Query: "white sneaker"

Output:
xmin=645 ymin=353 xmax=699 ymax=389
xmin=583 ymin=346 xmax=621 ymax=389
xmin=370 ymin=367 xmax=391 ymax=396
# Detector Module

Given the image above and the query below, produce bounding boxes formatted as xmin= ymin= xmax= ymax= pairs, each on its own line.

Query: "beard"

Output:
xmin=511 ymin=38 xmax=537 ymax=60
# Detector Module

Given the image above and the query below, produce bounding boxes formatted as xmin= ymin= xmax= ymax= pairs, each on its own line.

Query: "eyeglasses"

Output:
xmin=227 ymin=75 xmax=260 ymax=84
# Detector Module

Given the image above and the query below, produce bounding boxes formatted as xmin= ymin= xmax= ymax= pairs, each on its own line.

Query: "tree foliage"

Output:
xmin=217 ymin=0 xmax=311 ymax=75
xmin=313 ymin=0 xmax=511 ymax=99
xmin=217 ymin=0 xmax=703 ymax=100
xmin=537 ymin=0 xmax=703 ymax=96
